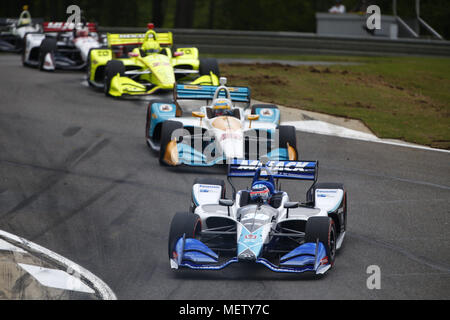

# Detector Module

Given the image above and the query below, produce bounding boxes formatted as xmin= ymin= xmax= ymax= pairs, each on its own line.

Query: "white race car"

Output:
xmin=169 ymin=159 xmax=347 ymax=275
xmin=146 ymin=77 xmax=299 ymax=166
xmin=0 ymin=8 xmax=42 ymax=53
xmin=22 ymin=21 xmax=104 ymax=71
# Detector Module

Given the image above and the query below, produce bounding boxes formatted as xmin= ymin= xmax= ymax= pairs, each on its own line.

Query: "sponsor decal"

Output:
xmin=198 ymin=184 xmax=220 ymax=189
xmin=159 ymin=104 xmax=173 ymax=112
xmin=118 ymin=34 xmax=145 ymax=39
xmin=244 ymin=234 xmax=257 ymax=240
xmin=261 ymin=108 xmax=274 ymax=117
xmin=220 ymin=133 xmax=241 ymax=141
xmin=236 ymin=160 xmax=314 ymax=172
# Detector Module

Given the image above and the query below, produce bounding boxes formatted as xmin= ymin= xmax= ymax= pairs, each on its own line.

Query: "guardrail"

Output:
xmin=98 ymin=27 xmax=450 ymax=57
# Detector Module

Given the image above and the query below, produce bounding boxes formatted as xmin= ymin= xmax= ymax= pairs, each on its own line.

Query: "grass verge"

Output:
xmin=215 ymin=55 xmax=450 ymax=149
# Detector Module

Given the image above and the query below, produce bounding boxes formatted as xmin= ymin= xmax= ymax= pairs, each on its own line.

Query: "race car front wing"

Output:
xmin=170 ymin=236 xmax=331 ymax=275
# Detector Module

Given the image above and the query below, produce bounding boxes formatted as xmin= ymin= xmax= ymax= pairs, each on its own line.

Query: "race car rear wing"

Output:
xmin=42 ymin=22 xmax=97 ymax=33
xmin=106 ymin=31 xmax=173 ymax=47
xmin=174 ymin=84 xmax=251 ymax=104
xmin=228 ymin=159 xmax=318 ymax=181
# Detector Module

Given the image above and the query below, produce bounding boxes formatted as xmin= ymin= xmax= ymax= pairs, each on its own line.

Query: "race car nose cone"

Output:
xmin=238 ymin=249 xmax=257 ymax=262
xmin=222 ymin=138 xmax=244 ymax=159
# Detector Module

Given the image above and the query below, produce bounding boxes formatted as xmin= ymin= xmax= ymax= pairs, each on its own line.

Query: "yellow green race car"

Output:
xmin=87 ymin=23 xmax=220 ymax=97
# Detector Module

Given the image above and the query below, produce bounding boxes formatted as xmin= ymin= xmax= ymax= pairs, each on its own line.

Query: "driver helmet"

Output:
xmin=250 ymin=183 xmax=271 ymax=203
xmin=212 ymin=98 xmax=232 ymax=116
xmin=76 ymin=28 xmax=89 ymax=37
xmin=18 ymin=18 xmax=31 ymax=26
xmin=141 ymin=40 xmax=160 ymax=54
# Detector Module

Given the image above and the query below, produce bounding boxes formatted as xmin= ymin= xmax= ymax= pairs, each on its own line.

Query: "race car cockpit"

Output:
xmin=206 ymin=98 xmax=240 ymax=119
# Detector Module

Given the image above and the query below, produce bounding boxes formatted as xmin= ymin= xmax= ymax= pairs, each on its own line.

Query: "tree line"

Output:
xmin=2 ymin=0 xmax=448 ymax=39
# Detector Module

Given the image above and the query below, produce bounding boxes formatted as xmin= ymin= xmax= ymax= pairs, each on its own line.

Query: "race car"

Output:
xmin=87 ymin=23 xmax=219 ymax=97
xmin=168 ymin=159 xmax=347 ymax=275
xmin=146 ymin=77 xmax=299 ymax=166
xmin=0 ymin=6 xmax=42 ymax=53
xmin=22 ymin=21 xmax=104 ymax=71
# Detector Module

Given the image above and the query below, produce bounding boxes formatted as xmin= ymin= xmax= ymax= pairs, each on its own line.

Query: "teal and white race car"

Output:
xmin=145 ymin=77 xmax=299 ymax=166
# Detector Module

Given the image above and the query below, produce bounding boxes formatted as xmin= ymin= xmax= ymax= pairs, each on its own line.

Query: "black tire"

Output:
xmin=251 ymin=104 xmax=278 ymax=115
xmin=104 ymin=60 xmax=125 ymax=96
xmin=278 ymin=125 xmax=298 ymax=160
xmin=159 ymin=120 xmax=183 ymax=165
xmin=305 ymin=216 xmax=336 ymax=266
xmin=199 ymin=58 xmax=220 ymax=77
xmin=38 ymin=37 xmax=57 ymax=71
xmin=168 ymin=212 xmax=202 ymax=258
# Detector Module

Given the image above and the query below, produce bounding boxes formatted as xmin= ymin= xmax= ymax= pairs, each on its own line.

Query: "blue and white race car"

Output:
xmin=168 ymin=159 xmax=347 ymax=275
xmin=146 ymin=77 xmax=299 ymax=166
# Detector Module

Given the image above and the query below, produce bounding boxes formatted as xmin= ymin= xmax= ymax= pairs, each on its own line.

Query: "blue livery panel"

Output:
xmin=149 ymin=101 xmax=177 ymax=137
xmin=175 ymin=84 xmax=251 ymax=103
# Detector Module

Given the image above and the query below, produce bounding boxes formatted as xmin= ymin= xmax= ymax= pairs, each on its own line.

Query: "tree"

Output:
xmin=152 ymin=0 xmax=166 ymax=27
xmin=174 ymin=0 xmax=196 ymax=28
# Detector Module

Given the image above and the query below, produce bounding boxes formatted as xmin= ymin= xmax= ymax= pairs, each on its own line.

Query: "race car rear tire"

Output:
xmin=168 ymin=212 xmax=202 ymax=258
xmin=104 ymin=60 xmax=125 ymax=96
xmin=38 ymin=37 xmax=57 ymax=71
xmin=159 ymin=120 xmax=183 ymax=165
xmin=305 ymin=216 xmax=336 ymax=266
xmin=199 ymin=58 xmax=220 ymax=77
xmin=278 ymin=125 xmax=298 ymax=160
xmin=191 ymin=178 xmax=226 ymax=212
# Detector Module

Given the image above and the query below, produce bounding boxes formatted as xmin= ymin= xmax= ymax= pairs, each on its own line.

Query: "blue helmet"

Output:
xmin=250 ymin=183 xmax=271 ymax=203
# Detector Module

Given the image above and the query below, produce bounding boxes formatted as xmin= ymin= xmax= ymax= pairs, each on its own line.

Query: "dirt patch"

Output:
xmin=226 ymin=73 xmax=288 ymax=86
xmin=343 ymin=101 xmax=375 ymax=109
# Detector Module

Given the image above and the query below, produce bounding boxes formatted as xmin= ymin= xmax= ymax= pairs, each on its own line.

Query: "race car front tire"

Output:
xmin=38 ymin=37 xmax=57 ymax=71
xmin=159 ymin=120 xmax=183 ymax=165
xmin=278 ymin=125 xmax=298 ymax=160
xmin=168 ymin=212 xmax=202 ymax=259
xmin=199 ymin=58 xmax=220 ymax=77
xmin=305 ymin=216 xmax=336 ymax=267
xmin=104 ymin=60 xmax=125 ymax=96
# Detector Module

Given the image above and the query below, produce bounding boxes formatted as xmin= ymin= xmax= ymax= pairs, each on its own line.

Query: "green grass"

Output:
xmin=216 ymin=55 xmax=450 ymax=149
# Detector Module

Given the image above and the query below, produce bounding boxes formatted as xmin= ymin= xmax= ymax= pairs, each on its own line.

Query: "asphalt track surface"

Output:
xmin=0 ymin=53 xmax=449 ymax=299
